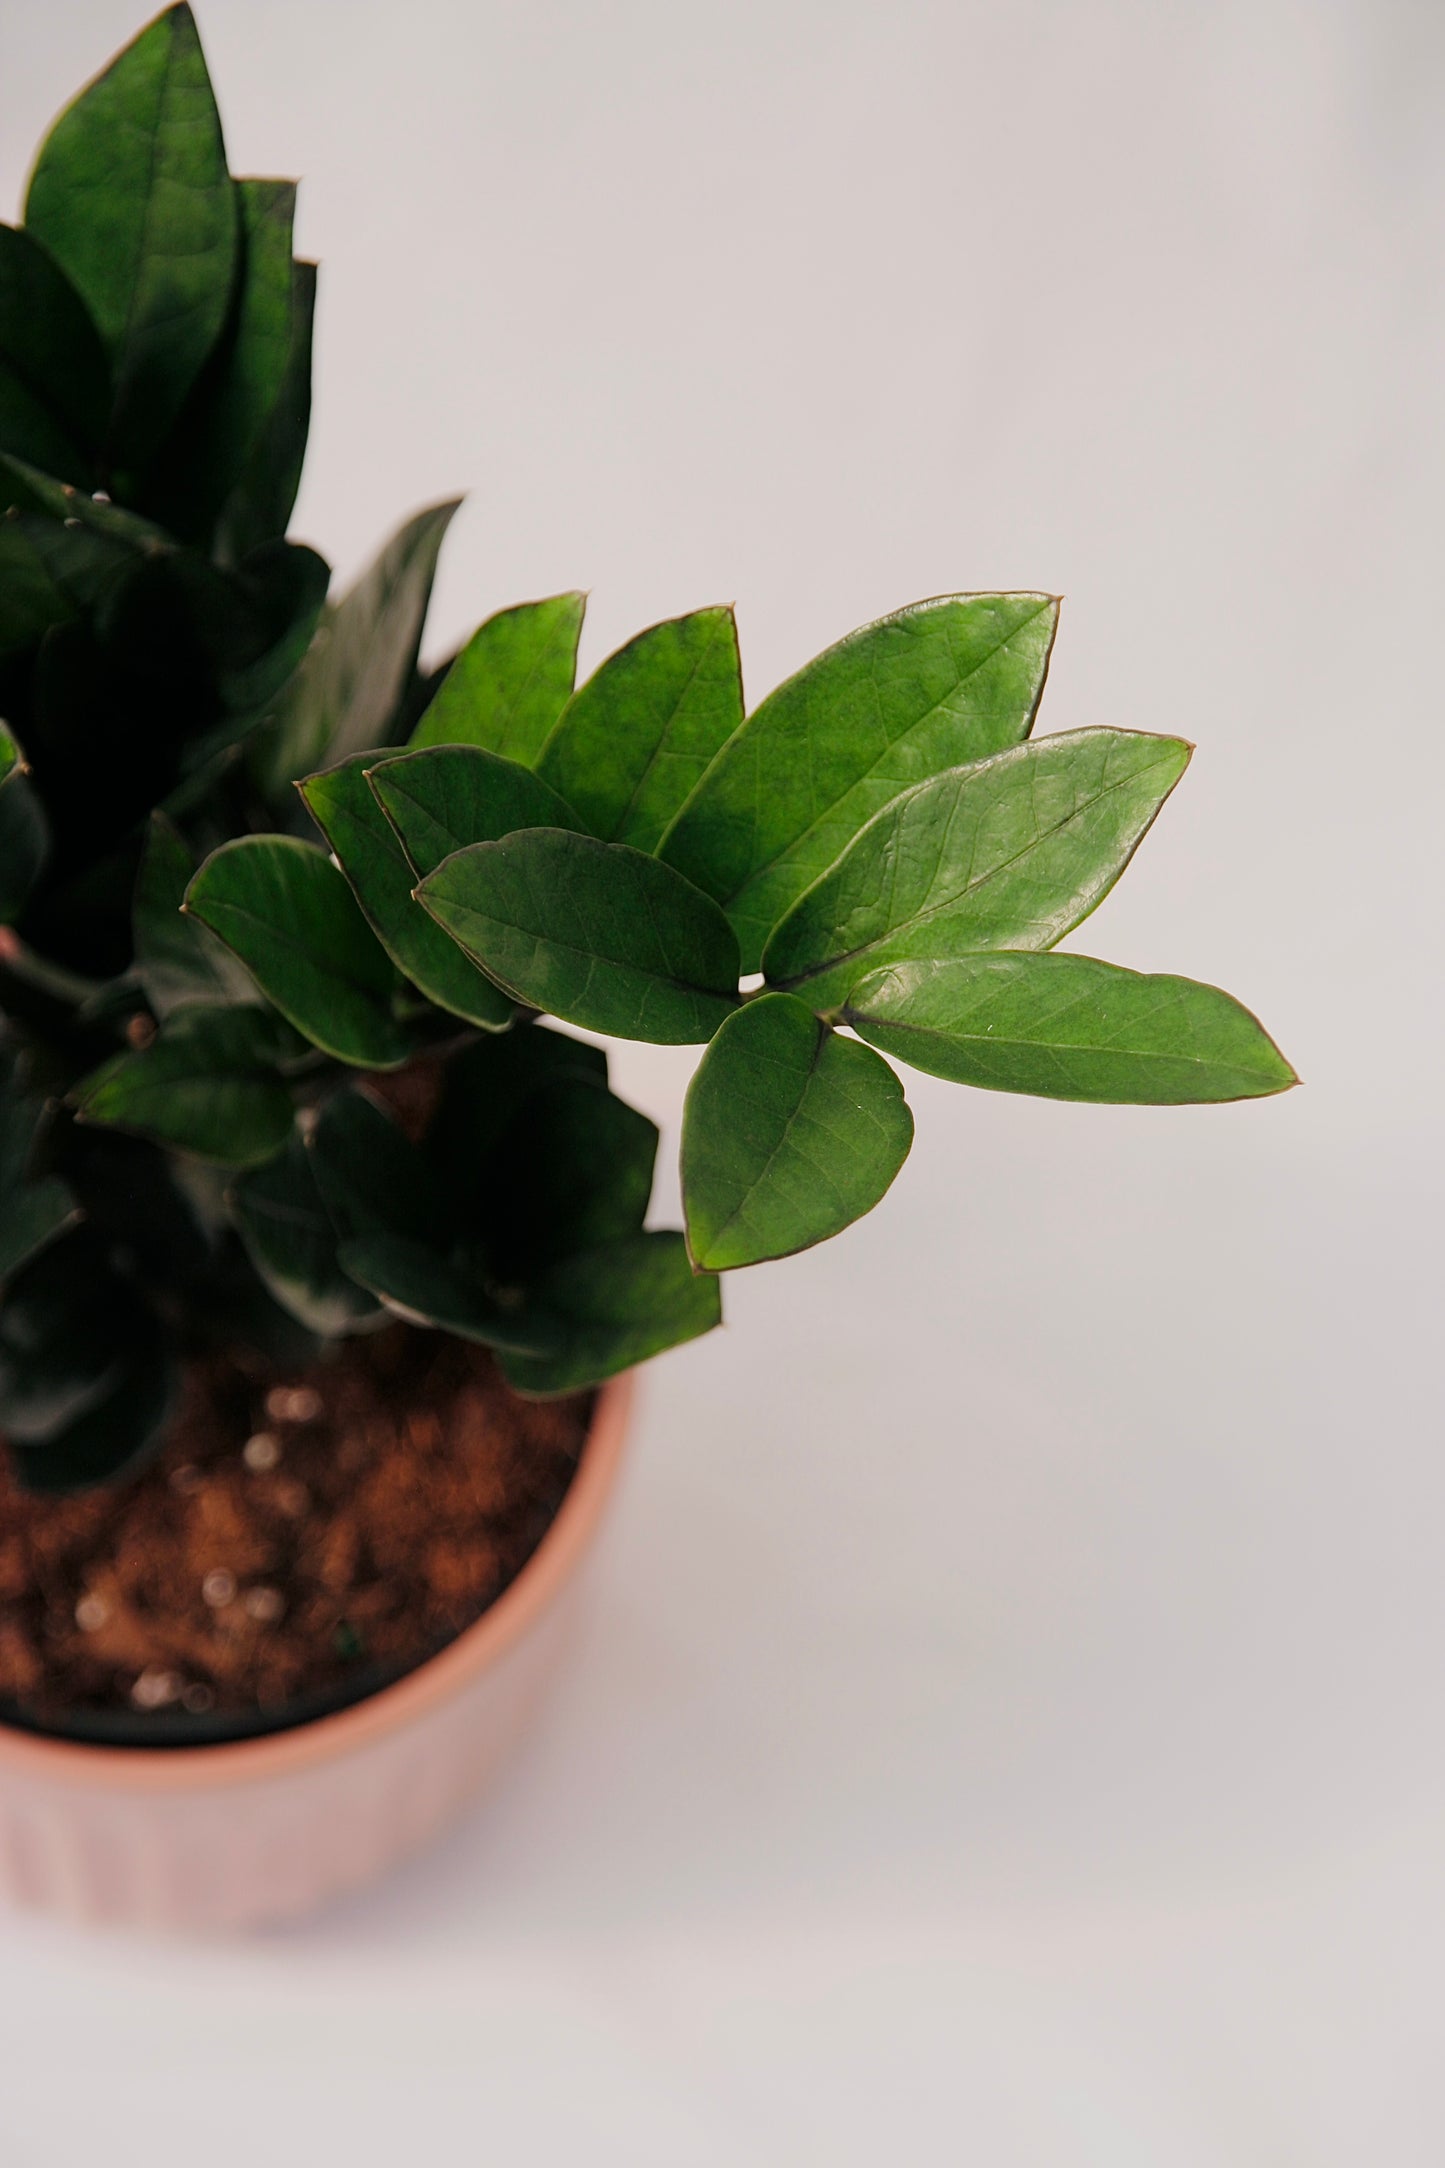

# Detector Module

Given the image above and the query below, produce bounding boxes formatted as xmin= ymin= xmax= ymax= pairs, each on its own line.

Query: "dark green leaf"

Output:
xmin=0 ymin=453 xmax=171 ymax=547
xmin=763 ymin=729 xmax=1192 ymax=1011
xmin=299 ymin=753 xmax=515 ymax=1030
xmin=71 ymin=1004 xmax=301 ymax=1165
xmin=254 ymin=498 xmax=458 ymax=793
xmin=132 ymin=810 xmax=257 ymax=1016
xmin=221 ymin=256 xmax=313 ymax=562
xmin=217 ymin=541 xmax=330 ymax=712
xmin=0 ymin=770 xmax=49 ymax=922
xmin=681 ymin=991 xmax=912 ymax=1269
xmin=844 ymin=953 xmax=1298 ymax=1104
xmin=0 ymin=1178 xmax=81 ymax=1283
xmin=0 ymin=720 xmax=24 ymax=792
xmin=9 ymin=1326 xmax=174 ymax=1494
xmin=137 ymin=178 xmax=299 ymax=547
xmin=0 ymin=1236 xmax=136 ymax=1441
xmin=307 ymin=1086 xmax=447 ymax=1246
xmin=185 ymin=836 xmax=410 ymax=1067
xmin=25 ymin=3 xmax=238 ymax=472
xmin=336 ymin=1235 xmax=561 ymax=1357
xmin=0 ymin=495 xmax=153 ymax=657
xmin=424 ymin=1021 xmax=608 ymax=1203
xmin=408 ymin=592 xmax=585 ymax=763
xmin=0 ymin=222 xmax=109 ymax=484
xmin=499 ymin=1231 xmax=721 ymax=1396
xmin=661 ymin=593 xmax=1060 ymax=969
xmin=482 ymin=1077 xmax=657 ymax=1278
xmin=536 ymin=606 xmax=743 ymax=850
xmin=367 ymin=743 xmax=583 ymax=875
xmin=417 ymin=828 xmax=740 ymax=1044
xmin=230 ymin=1125 xmax=386 ymax=1336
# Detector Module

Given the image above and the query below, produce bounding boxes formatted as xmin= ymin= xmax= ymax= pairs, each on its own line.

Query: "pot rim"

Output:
xmin=0 ymin=1371 xmax=634 ymax=1794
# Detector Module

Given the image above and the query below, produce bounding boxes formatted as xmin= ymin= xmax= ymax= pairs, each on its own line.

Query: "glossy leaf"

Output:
xmin=661 ymin=593 xmax=1059 ymax=969
xmin=423 ymin=1020 xmax=608 ymax=1202
xmin=0 ymin=1176 xmax=81 ymax=1283
xmin=0 ymin=722 xmax=23 ymax=792
xmin=418 ymin=828 xmax=740 ymax=1044
xmin=230 ymin=1125 xmax=382 ymax=1336
xmin=409 ymin=591 xmax=585 ymax=763
xmin=214 ymin=253 xmax=315 ymax=563
xmin=300 ymin=754 xmax=515 ymax=1029
xmin=482 ymin=1077 xmax=657 ymax=1278
xmin=0 ymin=1238 xmax=120 ymax=1440
xmin=25 ymin=3 xmax=238 ymax=472
xmin=214 ymin=539 xmax=330 ymax=713
xmin=0 ymin=223 xmax=109 ymax=484
xmin=0 ymin=500 xmax=151 ymax=658
xmin=254 ymin=498 xmax=459 ymax=793
xmin=307 ymin=1086 xmax=447 ymax=1247
xmin=184 ymin=836 xmax=410 ymax=1067
xmin=367 ymin=744 xmax=582 ymax=876
xmin=0 ymin=772 xmax=49 ymax=923
xmin=132 ymin=811 xmax=257 ymax=1016
xmin=139 ymin=178 xmax=299 ymax=547
xmin=71 ymin=1004 xmax=301 ymax=1165
xmin=499 ymin=1231 xmax=721 ymax=1396
xmin=536 ymin=606 xmax=743 ymax=850
xmin=763 ymin=729 xmax=1192 ymax=1011
xmin=337 ymin=1236 xmax=560 ymax=1357
xmin=681 ymin=991 xmax=912 ymax=1269
xmin=9 ymin=1325 xmax=173 ymax=1494
xmin=844 ymin=953 xmax=1298 ymax=1104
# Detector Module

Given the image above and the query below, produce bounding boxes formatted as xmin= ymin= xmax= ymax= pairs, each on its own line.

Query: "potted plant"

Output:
xmin=0 ymin=5 xmax=1295 ymax=1929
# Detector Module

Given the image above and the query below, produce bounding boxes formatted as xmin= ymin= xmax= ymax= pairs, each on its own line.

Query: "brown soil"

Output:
xmin=0 ymin=1326 xmax=591 ymax=1740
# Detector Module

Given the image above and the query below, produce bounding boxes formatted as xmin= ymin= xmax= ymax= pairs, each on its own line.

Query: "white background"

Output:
xmin=2 ymin=1 xmax=1443 ymax=2159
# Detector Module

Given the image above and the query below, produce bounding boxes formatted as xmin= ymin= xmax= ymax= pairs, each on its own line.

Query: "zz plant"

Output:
xmin=0 ymin=6 xmax=1295 ymax=1495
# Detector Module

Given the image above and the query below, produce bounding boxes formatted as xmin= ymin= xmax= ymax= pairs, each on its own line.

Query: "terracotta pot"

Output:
xmin=0 ymin=1372 xmax=633 ymax=1931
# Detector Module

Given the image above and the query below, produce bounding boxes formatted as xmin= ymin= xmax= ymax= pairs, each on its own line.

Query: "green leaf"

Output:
xmin=71 ymin=1004 xmax=301 ymax=1165
xmin=0 ymin=496 xmax=153 ymax=658
xmin=307 ymin=1086 xmax=447 ymax=1246
xmin=0 ymin=721 xmax=24 ymax=792
xmin=230 ymin=1125 xmax=386 ymax=1337
xmin=254 ymin=498 xmax=459 ymax=794
xmin=498 ymin=1231 xmax=721 ymax=1396
xmin=0 ymin=770 xmax=49 ymax=923
xmin=185 ymin=836 xmax=410 ymax=1068
xmin=408 ymin=591 xmax=585 ymax=763
xmin=0 ymin=452 xmax=169 ymax=545
xmin=367 ymin=744 xmax=583 ymax=875
xmin=220 ymin=255 xmax=313 ymax=562
xmin=0 ymin=223 xmax=110 ymax=485
xmin=0 ymin=1176 xmax=82 ymax=1283
xmin=844 ymin=953 xmax=1298 ymax=1104
xmin=763 ymin=729 xmax=1192 ymax=1011
xmin=681 ymin=992 xmax=912 ymax=1270
xmin=132 ymin=810 xmax=257 ymax=1017
xmin=0 ymin=1232 xmax=173 ymax=1488
xmin=423 ymin=1020 xmax=608 ymax=1198
xmin=482 ymin=1077 xmax=657 ymax=1278
xmin=25 ymin=3 xmax=238 ymax=473
xmin=418 ymin=828 xmax=740 ymax=1044
xmin=336 ymin=1235 xmax=561 ymax=1357
xmin=536 ymin=606 xmax=743 ymax=850
xmin=137 ymin=177 xmax=300 ymax=548
xmin=214 ymin=540 xmax=330 ymax=713
xmin=661 ymin=593 xmax=1060 ymax=969
xmin=300 ymin=753 xmax=515 ymax=1030
xmin=9 ymin=1329 xmax=174 ymax=1494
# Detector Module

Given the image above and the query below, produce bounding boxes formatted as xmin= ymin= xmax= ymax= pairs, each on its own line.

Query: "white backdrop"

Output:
xmin=1 ymin=3 xmax=1442 ymax=2160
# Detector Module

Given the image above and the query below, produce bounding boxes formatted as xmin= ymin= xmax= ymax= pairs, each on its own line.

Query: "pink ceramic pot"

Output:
xmin=0 ymin=1373 xmax=633 ymax=1931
